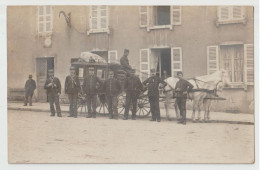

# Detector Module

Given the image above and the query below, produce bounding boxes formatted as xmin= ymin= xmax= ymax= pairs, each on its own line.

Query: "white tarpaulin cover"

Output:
xmin=80 ymin=52 xmax=107 ymax=63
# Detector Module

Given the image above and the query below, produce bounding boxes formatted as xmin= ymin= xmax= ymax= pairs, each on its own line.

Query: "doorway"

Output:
xmin=36 ymin=57 xmax=54 ymax=102
xmin=151 ymin=48 xmax=171 ymax=78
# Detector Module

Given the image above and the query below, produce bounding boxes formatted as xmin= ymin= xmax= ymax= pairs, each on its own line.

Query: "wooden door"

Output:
xmin=36 ymin=58 xmax=47 ymax=102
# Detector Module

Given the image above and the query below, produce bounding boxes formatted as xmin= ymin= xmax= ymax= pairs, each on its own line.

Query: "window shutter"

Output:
xmin=207 ymin=46 xmax=219 ymax=74
xmin=244 ymin=44 xmax=254 ymax=85
xmin=171 ymin=6 xmax=182 ymax=25
xmin=139 ymin=6 xmax=148 ymax=27
xmin=38 ymin=6 xmax=45 ymax=33
xmin=90 ymin=6 xmax=98 ymax=29
xmin=233 ymin=6 xmax=244 ymax=19
xmin=45 ymin=6 xmax=52 ymax=32
xmin=218 ymin=6 xmax=230 ymax=21
xmin=140 ymin=49 xmax=150 ymax=81
xmin=171 ymin=47 xmax=182 ymax=77
xmin=100 ymin=6 xmax=108 ymax=29
xmin=38 ymin=6 xmax=52 ymax=34
xmin=108 ymin=50 xmax=118 ymax=63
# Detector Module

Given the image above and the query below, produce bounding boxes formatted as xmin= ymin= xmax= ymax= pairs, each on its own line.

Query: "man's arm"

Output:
xmin=56 ymin=78 xmax=62 ymax=94
xmin=64 ymin=77 xmax=68 ymax=94
xmin=159 ymin=77 xmax=167 ymax=88
xmin=186 ymin=80 xmax=194 ymax=90
xmin=44 ymin=80 xmax=49 ymax=89
xmin=33 ymin=80 xmax=36 ymax=90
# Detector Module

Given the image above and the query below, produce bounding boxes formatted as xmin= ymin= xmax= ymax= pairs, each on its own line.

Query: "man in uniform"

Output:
xmin=123 ymin=69 xmax=144 ymax=120
xmin=44 ymin=69 xmax=62 ymax=117
xmin=103 ymin=70 xmax=121 ymax=119
xmin=143 ymin=68 xmax=167 ymax=122
xmin=24 ymin=74 xmax=36 ymax=106
xmin=65 ymin=66 xmax=81 ymax=118
xmin=175 ymin=71 xmax=194 ymax=125
xmin=120 ymin=49 xmax=132 ymax=74
xmin=83 ymin=67 xmax=102 ymax=118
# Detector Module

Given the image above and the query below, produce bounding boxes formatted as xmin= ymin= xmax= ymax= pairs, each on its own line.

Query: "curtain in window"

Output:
xmin=220 ymin=45 xmax=243 ymax=82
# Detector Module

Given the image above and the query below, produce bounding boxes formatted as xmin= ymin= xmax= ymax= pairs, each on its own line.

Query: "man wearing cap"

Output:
xmin=123 ymin=69 xmax=144 ymax=120
xmin=83 ymin=67 xmax=102 ymax=118
xmin=23 ymin=74 xmax=36 ymax=106
xmin=65 ymin=66 xmax=81 ymax=118
xmin=120 ymin=49 xmax=132 ymax=73
xmin=175 ymin=71 xmax=194 ymax=125
xmin=143 ymin=68 xmax=167 ymax=122
xmin=44 ymin=69 xmax=62 ymax=117
xmin=103 ymin=70 xmax=121 ymax=119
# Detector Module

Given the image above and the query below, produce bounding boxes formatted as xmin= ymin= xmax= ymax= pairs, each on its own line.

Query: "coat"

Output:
xmin=44 ymin=77 xmax=61 ymax=95
xmin=175 ymin=78 xmax=194 ymax=98
xmin=24 ymin=79 xmax=36 ymax=96
xmin=83 ymin=75 xmax=102 ymax=95
xmin=103 ymin=78 xmax=121 ymax=97
xmin=124 ymin=75 xmax=143 ymax=94
xmin=143 ymin=76 xmax=167 ymax=97
xmin=65 ymin=75 xmax=81 ymax=94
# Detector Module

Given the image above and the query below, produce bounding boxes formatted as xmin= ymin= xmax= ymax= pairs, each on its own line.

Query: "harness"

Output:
xmin=190 ymin=78 xmax=222 ymax=97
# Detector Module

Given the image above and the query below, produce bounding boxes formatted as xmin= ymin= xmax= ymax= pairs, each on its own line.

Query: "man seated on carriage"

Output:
xmin=83 ymin=67 xmax=102 ymax=118
xmin=65 ymin=66 xmax=81 ymax=118
xmin=175 ymin=71 xmax=194 ymax=125
xmin=103 ymin=70 xmax=121 ymax=120
xmin=123 ymin=69 xmax=144 ymax=120
xmin=143 ymin=68 xmax=167 ymax=122
xmin=120 ymin=49 xmax=132 ymax=76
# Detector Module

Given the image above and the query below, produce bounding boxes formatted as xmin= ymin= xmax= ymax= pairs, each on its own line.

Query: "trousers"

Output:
xmin=68 ymin=93 xmax=78 ymax=117
xmin=124 ymin=93 xmax=138 ymax=118
xmin=48 ymin=93 xmax=61 ymax=116
xmin=24 ymin=93 xmax=33 ymax=106
xmin=106 ymin=96 xmax=118 ymax=119
xmin=176 ymin=97 xmax=187 ymax=122
xmin=149 ymin=96 xmax=160 ymax=121
xmin=86 ymin=94 xmax=97 ymax=116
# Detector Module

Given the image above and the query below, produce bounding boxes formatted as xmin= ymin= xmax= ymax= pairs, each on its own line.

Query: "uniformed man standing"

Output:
xmin=120 ymin=49 xmax=132 ymax=74
xmin=83 ymin=67 xmax=102 ymax=118
xmin=123 ymin=69 xmax=144 ymax=120
xmin=23 ymin=74 xmax=36 ymax=106
xmin=44 ymin=69 xmax=62 ymax=117
xmin=65 ymin=66 xmax=81 ymax=118
xmin=143 ymin=68 xmax=167 ymax=122
xmin=103 ymin=70 xmax=121 ymax=119
xmin=175 ymin=71 xmax=194 ymax=125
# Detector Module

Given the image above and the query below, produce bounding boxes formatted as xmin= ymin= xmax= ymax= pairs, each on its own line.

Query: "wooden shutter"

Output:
xmin=139 ymin=6 xmax=148 ymax=27
xmin=233 ymin=6 xmax=244 ymax=20
xmin=207 ymin=46 xmax=219 ymax=74
xmin=45 ymin=6 xmax=52 ymax=32
xmin=38 ymin=6 xmax=45 ymax=33
xmin=108 ymin=50 xmax=118 ymax=63
xmin=244 ymin=44 xmax=254 ymax=85
xmin=90 ymin=6 xmax=98 ymax=29
xmin=171 ymin=6 xmax=182 ymax=25
xmin=171 ymin=47 xmax=182 ymax=77
xmin=140 ymin=49 xmax=150 ymax=81
xmin=100 ymin=6 xmax=108 ymax=29
xmin=218 ymin=6 xmax=230 ymax=21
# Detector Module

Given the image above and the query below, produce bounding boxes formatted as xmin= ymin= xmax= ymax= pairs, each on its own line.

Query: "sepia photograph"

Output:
xmin=6 ymin=4 xmax=256 ymax=164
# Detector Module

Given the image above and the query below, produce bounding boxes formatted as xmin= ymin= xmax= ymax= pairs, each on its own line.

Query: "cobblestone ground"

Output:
xmin=8 ymin=110 xmax=254 ymax=163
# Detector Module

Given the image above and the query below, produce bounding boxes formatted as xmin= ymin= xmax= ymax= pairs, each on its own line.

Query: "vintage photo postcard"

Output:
xmin=7 ymin=5 xmax=255 ymax=164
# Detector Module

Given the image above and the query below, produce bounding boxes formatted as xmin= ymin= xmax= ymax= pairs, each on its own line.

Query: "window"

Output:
xmin=38 ymin=6 xmax=53 ymax=35
xmin=108 ymin=50 xmax=118 ymax=63
xmin=217 ymin=6 xmax=246 ymax=25
xmin=88 ymin=6 xmax=109 ymax=34
xmin=207 ymin=44 xmax=254 ymax=86
xmin=139 ymin=6 xmax=182 ymax=31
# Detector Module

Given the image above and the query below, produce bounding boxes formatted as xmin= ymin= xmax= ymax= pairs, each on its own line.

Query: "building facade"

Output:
xmin=7 ymin=6 xmax=254 ymax=113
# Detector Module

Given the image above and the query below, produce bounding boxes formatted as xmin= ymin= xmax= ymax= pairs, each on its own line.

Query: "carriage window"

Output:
xmin=97 ymin=69 xmax=103 ymax=79
xmin=78 ymin=68 xmax=84 ymax=78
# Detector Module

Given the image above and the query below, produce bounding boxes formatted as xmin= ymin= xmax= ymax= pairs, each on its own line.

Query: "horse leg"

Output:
xmin=164 ymin=97 xmax=170 ymax=120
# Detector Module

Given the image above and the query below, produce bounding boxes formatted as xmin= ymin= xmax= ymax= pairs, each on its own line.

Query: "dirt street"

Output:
xmin=8 ymin=110 xmax=254 ymax=164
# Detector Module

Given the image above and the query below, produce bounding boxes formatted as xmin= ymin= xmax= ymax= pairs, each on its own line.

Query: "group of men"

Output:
xmin=23 ymin=49 xmax=193 ymax=125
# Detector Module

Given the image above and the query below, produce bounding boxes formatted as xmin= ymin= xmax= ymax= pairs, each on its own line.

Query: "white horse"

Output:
xmin=162 ymin=69 xmax=230 ymax=121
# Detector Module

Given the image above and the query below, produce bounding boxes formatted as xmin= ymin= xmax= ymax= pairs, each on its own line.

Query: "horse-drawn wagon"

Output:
xmin=70 ymin=52 xmax=151 ymax=118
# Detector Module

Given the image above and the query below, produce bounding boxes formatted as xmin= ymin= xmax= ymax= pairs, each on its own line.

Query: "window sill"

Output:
xmin=38 ymin=32 xmax=52 ymax=37
xmin=216 ymin=18 xmax=247 ymax=26
xmin=87 ymin=29 xmax=110 ymax=35
xmin=223 ymin=83 xmax=247 ymax=90
xmin=147 ymin=25 xmax=173 ymax=31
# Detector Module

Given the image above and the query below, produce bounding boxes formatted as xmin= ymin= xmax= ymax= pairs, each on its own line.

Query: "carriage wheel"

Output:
xmin=77 ymin=97 xmax=87 ymax=114
xmin=136 ymin=97 xmax=151 ymax=118
xmin=97 ymin=94 xmax=109 ymax=114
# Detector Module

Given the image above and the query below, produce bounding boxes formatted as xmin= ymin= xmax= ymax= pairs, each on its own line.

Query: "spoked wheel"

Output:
xmin=136 ymin=96 xmax=151 ymax=118
xmin=97 ymin=93 xmax=109 ymax=114
xmin=77 ymin=95 xmax=87 ymax=114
